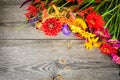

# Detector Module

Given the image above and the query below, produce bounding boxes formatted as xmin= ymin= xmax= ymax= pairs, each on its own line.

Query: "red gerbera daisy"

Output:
xmin=77 ymin=7 xmax=93 ymax=17
xmin=100 ymin=43 xmax=113 ymax=55
xmin=41 ymin=18 xmax=62 ymax=36
xmin=86 ymin=11 xmax=105 ymax=30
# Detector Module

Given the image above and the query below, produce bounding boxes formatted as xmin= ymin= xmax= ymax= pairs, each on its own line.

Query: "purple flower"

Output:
xmin=112 ymin=44 xmax=120 ymax=48
xmin=62 ymin=24 xmax=71 ymax=36
xmin=29 ymin=17 xmax=38 ymax=24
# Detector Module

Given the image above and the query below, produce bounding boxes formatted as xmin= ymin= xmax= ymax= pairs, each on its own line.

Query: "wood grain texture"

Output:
xmin=0 ymin=22 xmax=76 ymax=39
xmin=0 ymin=0 xmax=26 ymax=5
xmin=0 ymin=40 xmax=120 ymax=80
xmin=0 ymin=5 xmax=25 ymax=22
xmin=0 ymin=0 xmax=120 ymax=80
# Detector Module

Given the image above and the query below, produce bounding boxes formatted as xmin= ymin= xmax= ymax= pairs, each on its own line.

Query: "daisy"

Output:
xmin=86 ymin=11 xmax=105 ymax=30
xmin=41 ymin=18 xmax=62 ymax=36
xmin=100 ymin=43 xmax=113 ymax=55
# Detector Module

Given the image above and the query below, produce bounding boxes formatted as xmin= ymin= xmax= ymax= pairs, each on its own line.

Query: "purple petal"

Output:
xmin=62 ymin=24 xmax=71 ymax=36
xmin=29 ymin=17 xmax=38 ymax=23
xmin=112 ymin=44 xmax=120 ymax=48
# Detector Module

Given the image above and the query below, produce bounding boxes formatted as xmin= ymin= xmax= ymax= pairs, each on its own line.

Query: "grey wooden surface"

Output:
xmin=0 ymin=0 xmax=120 ymax=80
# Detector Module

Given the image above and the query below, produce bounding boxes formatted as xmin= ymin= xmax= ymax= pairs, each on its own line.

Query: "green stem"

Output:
xmin=102 ymin=4 xmax=120 ymax=17
xmin=45 ymin=0 xmax=49 ymax=5
xmin=105 ymin=13 xmax=116 ymax=28
xmin=105 ymin=0 xmax=113 ymax=12
xmin=95 ymin=0 xmax=106 ymax=11
xmin=59 ymin=2 xmax=69 ymax=9
xmin=80 ymin=0 xmax=94 ymax=10
xmin=16 ymin=23 xmax=27 ymax=30
xmin=118 ymin=24 xmax=120 ymax=39
xmin=112 ymin=34 xmax=116 ymax=40
xmin=114 ymin=0 xmax=119 ymax=39
xmin=116 ymin=7 xmax=120 ymax=39
xmin=114 ymin=13 xmax=118 ymax=39
xmin=109 ymin=22 xmax=113 ymax=33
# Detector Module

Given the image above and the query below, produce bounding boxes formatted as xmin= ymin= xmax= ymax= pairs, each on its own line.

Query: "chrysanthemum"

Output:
xmin=41 ymin=18 xmax=62 ymax=36
xmin=86 ymin=11 xmax=105 ymax=30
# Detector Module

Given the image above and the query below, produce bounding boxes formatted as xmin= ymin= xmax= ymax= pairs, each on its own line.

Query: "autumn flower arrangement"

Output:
xmin=20 ymin=0 xmax=120 ymax=64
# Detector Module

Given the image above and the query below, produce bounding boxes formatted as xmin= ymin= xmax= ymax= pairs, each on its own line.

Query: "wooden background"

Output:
xmin=0 ymin=0 xmax=120 ymax=80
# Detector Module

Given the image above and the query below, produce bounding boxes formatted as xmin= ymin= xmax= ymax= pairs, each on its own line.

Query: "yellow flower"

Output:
xmin=70 ymin=25 xmax=82 ymax=33
xmin=70 ymin=25 xmax=96 ymax=39
xmin=84 ymin=42 xmax=93 ymax=50
xmin=35 ymin=22 xmax=41 ymax=29
xmin=84 ymin=37 xmax=101 ymax=49
xmin=80 ymin=31 xmax=95 ymax=39
xmin=88 ymin=37 xmax=99 ymax=43
xmin=73 ymin=18 xmax=87 ymax=30
xmin=93 ymin=42 xmax=102 ymax=48
xmin=89 ymin=33 xmax=96 ymax=38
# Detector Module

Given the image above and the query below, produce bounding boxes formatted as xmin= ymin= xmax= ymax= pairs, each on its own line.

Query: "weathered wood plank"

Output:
xmin=0 ymin=23 xmax=76 ymax=39
xmin=0 ymin=40 xmax=119 ymax=80
xmin=0 ymin=0 xmax=120 ymax=80
xmin=0 ymin=5 xmax=25 ymax=22
xmin=0 ymin=4 xmax=76 ymax=39
xmin=0 ymin=0 xmax=25 ymax=5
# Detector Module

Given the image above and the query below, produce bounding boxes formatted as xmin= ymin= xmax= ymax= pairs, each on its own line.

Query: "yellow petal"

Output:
xmin=35 ymin=22 xmax=41 ymax=29
xmin=93 ymin=42 xmax=102 ymax=48
xmin=74 ymin=18 xmax=87 ymax=30
xmin=84 ymin=42 xmax=93 ymax=50
xmin=70 ymin=25 xmax=82 ymax=33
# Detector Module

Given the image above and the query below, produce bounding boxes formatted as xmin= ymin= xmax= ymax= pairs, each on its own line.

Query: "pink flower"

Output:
xmin=112 ymin=53 xmax=120 ymax=64
xmin=94 ymin=28 xmax=111 ymax=38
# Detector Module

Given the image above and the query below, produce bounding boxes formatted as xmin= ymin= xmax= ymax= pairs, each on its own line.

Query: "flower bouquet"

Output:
xmin=20 ymin=0 xmax=120 ymax=64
